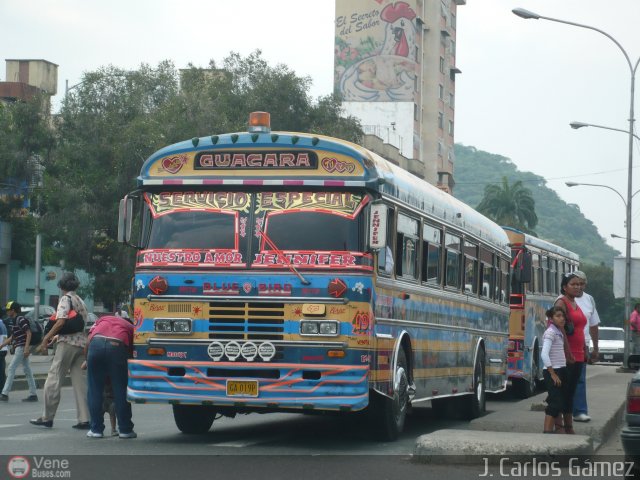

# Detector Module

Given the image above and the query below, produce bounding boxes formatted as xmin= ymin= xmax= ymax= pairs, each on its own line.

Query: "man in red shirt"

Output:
xmin=631 ymin=303 xmax=640 ymax=354
xmin=83 ymin=315 xmax=135 ymax=439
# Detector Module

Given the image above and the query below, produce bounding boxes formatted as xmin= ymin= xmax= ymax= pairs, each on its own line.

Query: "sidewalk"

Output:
xmin=414 ymin=364 xmax=634 ymax=462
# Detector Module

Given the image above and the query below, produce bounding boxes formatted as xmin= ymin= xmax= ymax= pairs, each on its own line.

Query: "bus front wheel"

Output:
xmin=370 ymin=349 xmax=409 ymax=441
xmin=172 ymin=405 xmax=216 ymax=434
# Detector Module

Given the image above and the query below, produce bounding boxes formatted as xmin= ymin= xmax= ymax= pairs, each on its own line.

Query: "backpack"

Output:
xmin=26 ymin=315 xmax=43 ymax=345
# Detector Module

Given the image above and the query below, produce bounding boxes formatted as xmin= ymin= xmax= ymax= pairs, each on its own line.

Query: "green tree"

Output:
xmin=454 ymin=144 xmax=619 ymax=266
xmin=582 ymin=263 xmax=624 ymax=327
xmin=0 ymin=95 xmax=56 ymax=266
xmin=476 ymin=176 xmax=538 ymax=234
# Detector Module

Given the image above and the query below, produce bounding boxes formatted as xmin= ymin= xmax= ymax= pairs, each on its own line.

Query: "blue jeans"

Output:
xmin=0 ymin=351 xmax=6 ymax=392
xmin=572 ymin=362 xmax=588 ymax=416
xmin=2 ymin=346 xmax=37 ymax=396
xmin=87 ymin=337 xmax=133 ymax=434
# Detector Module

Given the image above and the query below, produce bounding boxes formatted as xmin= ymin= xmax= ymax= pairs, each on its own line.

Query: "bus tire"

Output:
xmin=172 ymin=405 xmax=216 ymax=434
xmin=370 ymin=349 xmax=409 ymax=441
xmin=515 ymin=346 xmax=540 ymax=398
xmin=461 ymin=347 xmax=486 ymax=420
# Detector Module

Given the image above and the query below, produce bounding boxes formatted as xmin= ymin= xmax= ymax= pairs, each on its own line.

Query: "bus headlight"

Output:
xmin=300 ymin=321 xmax=338 ymax=336
xmin=154 ymin=320 xmax=172 ymax=333
xmin=301 ymin=321 xmax=319 ymax=335
xmin=154 ymin=319 xmax=192 ymax=334
xmin=172 ymin=320 xmax=192 ymax=333
xmin=319 ymin=322 xmax=338 ymax=335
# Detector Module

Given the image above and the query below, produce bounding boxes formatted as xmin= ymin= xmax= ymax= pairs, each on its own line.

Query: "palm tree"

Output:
xmin=477 ymin=177 xmax=538 ymax=234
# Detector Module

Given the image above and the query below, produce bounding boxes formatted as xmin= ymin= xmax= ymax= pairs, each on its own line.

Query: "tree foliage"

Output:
xmin=0 ymin=95 xmax=56 ymax=266
xmin=5 ymin=51 xmax=362 ymax=308
xmin=477 ymin=176 xmax=538 ymax=234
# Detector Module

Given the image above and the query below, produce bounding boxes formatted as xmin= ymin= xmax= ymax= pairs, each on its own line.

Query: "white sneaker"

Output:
xmin=86 ymin=430 xmax=103 ymax=438
xmin=119 ymin=431 xmax=137 ymax=439
xmin=574 ymin=413 xmax=591 ymax=422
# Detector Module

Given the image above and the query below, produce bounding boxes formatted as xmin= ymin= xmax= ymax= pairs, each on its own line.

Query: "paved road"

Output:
xmin=0 ymin=359 xmax=633 ymax=479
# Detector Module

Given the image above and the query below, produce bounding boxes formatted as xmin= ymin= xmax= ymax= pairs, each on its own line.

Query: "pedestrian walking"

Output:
xmin=631 ymin=303 xmax=640 ymax=355
xmin=0 ymin=314 xmax=7 ymax=392
xmin=572 ymin=270 xmax=600 ymax=423
xmin=31 ymin=272 xmax=89 ymax=429
xmin=84 ymin=314 xmax=136 ymax=439
xmin=542 ymin=306 xmax=569 ymax=433
xmin=0 ymin=302 xmax=38 ymax=402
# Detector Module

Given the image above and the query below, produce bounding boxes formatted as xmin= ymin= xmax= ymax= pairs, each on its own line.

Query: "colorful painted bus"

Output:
xmin=504 ymin=227 xmax=580 ymax=398
xmin=117 ymin=112 xmax=512 ymax=440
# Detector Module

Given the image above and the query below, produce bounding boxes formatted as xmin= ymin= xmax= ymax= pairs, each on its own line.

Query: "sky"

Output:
xmin=2 ymin=0 xmax=640 ymax=255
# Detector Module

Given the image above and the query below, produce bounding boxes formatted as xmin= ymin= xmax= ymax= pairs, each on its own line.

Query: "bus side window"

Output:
xmin=422 ymin=224 xmax=442 ymax=286
xmin=531 ymin=254 xmax=540 ymax=293
xmin=549 ymin=258 xmax=557 ymax=294
xmin=377 ymin=207 xmax=395 ymax=276
xmin=395 ymin=213 xmax=418 ymax=280
xmin=480 ymin=247 xmax=494 ymax=300
xmin=501 ymin=257 xmax=510 ymax=303
xmin=463 ymin=241 xmax=479 ymax=295
xmin=445 ymin=233 xmax=461 ymax=290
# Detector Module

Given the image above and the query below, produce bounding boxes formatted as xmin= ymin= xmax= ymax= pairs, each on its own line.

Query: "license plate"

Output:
xmin=604 ymin=354 xmax=613 ymax=360
xmin=226 ymin=380 xmax=258 ymax=397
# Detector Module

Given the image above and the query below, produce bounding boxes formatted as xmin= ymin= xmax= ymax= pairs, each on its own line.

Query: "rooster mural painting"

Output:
xmin=336 ymin=1 xmax=418 ymax=102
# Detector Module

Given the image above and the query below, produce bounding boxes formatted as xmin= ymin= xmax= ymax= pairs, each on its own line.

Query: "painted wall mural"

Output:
xmin=335 ymin=0 xmax=418 ymax=102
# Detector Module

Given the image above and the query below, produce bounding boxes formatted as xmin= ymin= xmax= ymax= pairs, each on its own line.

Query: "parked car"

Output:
xmin=23 ymin=305 xmax=56 ymax=327
xmin=590 ymin=326 xmax=624 ymax=363
xmin=23 ymin=306 xmax=57 ymax=350
xmin=622 ymin=370 xmax=640 ymax=470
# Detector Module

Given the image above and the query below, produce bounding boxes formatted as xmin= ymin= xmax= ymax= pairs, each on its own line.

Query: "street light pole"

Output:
xmin=612 ymin=233 xmax=640 ymax=244
xmin=514 ymin=7 xmax=640 ymax=368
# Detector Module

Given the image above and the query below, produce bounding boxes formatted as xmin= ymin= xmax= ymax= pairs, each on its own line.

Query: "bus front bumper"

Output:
xmin=126 ymin=359 xmax=370 ymax=411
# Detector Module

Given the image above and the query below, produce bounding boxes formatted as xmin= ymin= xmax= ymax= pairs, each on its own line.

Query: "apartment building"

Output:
xmin=335 ymin=0 xmax=464 ymax=192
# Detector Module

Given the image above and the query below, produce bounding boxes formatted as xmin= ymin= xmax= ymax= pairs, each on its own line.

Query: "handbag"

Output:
xmin=48 ymin=295 xmax=85 ymax=335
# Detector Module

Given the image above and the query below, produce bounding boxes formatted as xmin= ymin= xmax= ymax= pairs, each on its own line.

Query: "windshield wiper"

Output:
xmin=258 ymin=228 xmax=311 ymax=286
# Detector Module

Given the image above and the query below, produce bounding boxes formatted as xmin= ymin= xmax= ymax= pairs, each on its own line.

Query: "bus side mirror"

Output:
xmin=369 ymin=203 xmax=388 ymax=250
xmin=117 ymin=197 xmax=133 ymax=243
xmin=514 ymin=250 xmax=532 ymax=283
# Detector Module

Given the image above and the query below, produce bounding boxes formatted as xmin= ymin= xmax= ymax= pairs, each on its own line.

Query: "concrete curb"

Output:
xmin=10 ymin=374 xmax=72 ymax=393
xmin=414 ymin=430 xmax=593 ymax=463
xmin=413 ymin=366 xmax=633 ymax=463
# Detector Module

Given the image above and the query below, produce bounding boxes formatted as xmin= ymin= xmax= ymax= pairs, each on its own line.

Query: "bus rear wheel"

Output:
xmin=172 ymin=405 xmax=216 ymax=434
xmin=460 ymin=348 xmax=486 ymax=420
xmin=370 ymin=349 xmax=409 ymax=441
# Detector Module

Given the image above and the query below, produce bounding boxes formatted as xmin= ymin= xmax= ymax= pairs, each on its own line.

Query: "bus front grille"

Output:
xmin=207 ymin=302 xmax=285 ymax=340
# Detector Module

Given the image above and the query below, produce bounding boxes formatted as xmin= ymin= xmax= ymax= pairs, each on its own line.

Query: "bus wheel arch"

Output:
xmin=460 ymin=340 xmax=486 ymax=420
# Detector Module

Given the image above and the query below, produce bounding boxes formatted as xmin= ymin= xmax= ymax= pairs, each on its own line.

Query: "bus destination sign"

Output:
xmin=194 ymin=150 xmax=318 ymax=170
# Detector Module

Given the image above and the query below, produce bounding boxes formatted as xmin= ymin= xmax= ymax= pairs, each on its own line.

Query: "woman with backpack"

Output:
xmin=31 ymin=272 xmax=90 ymax=429
xmin=0 ymin=301 xmax=38 ymax=402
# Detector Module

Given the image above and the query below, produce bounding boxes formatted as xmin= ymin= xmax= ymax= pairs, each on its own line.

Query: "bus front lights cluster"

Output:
xmin=154 ymin=318 xmax=192 ymax=334
xmin=300 ymin=320 xmax=339 ymax=336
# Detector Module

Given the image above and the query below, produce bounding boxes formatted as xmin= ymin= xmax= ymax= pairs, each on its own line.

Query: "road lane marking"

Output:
xmin=208 ymin=434 xmax=289 ymax=447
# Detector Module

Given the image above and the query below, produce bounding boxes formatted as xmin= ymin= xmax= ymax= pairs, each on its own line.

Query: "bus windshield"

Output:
xmin=147 ymin=211 xmax=237 ymax=249
xmin=261 ymin=211 xmax=361 ymax=251
xmin=139 ymin=191 xmax=370 ymax=270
